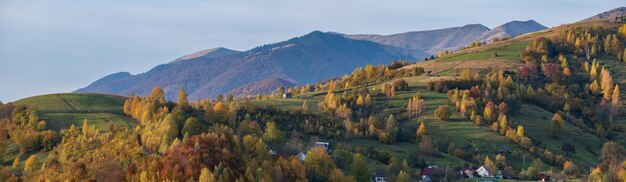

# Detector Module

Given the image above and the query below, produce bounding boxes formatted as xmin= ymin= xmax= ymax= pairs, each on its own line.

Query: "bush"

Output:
xmin=434 ymin=105 xmax=451 ymax=120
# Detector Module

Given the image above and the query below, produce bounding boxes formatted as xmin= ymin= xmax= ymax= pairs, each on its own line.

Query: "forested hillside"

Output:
xmin=1 ymin=8 xmax=626 ymax=182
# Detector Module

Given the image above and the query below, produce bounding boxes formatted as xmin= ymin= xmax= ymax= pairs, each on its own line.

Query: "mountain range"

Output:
xmin=75 ymin=20 xmax=547 ymax=100
xmin=345 ymin=20 xmax=546 ymax=55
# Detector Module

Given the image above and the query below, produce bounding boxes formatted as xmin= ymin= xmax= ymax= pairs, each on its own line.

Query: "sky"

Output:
xmin=0 ymin=0 xmax=623 ymax=102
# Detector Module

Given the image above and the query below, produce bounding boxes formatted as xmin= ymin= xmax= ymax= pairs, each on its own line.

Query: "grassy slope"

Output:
xmin=511 ymin=104 xmax=602 ymax=166
xmin=14 ymin=93 xmax=137 ymax=131
xmin=595 ymin=55 xmax=626 ymax=145
xmin=260 ymin=75 xmax=546 ymax=171
xmin=254 ymin=23 xmax=621 ymax=172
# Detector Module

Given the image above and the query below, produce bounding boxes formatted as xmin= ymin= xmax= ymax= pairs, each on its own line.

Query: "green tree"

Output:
xmin=182 ymin=117 xmax=202 ymax=136
xmin=262 ymin=121 xmax=284 ymax=143
xmin=162 ymin=114 xmax=180 ymax=144
xmin=350 ymin=154 xmax=369 ymax=182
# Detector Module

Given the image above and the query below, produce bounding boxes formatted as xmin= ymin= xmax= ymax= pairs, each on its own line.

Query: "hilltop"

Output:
xmin=13 ymin=93 xmax=137 ymax=131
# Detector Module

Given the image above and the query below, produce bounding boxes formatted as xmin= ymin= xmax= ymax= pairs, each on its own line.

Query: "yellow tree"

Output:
xmin=612 ymin=84 xmax=621 ymax=115
xmin=302 ymin=100 xmax=309 ymax=113
xmin=24 ymin=155 xmax=38 ymax=172
xmin=199 ymin=167 xmax=216 ymax=182
xmin=416 ymin=120 xmax=427 ymax=140
xmin=178 ymin=88 xmax=189 ymax=107
xmin=304 ymin=147 xmax=336 ymax=181
xmin=329 ymin=168 xmax=355 ymax=182
xmin=517 ymin=125 xmax=525 ymax=137
xmin=356 ymin=95 xmax=364 ymax=106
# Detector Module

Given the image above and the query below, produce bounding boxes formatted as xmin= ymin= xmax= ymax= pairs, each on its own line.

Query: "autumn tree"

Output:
xmin=24 ymin=155 xmax=38 ymax=172
xmin=263 ymin=121 xmax=284 ymax=143
xmin=407 ymin=96 xmax=426 ymax=119
xmin=484 ymin=156 xmax=497 ymax=173
xmin=517 ymin=125 xmax=525 ymax=137
xmin=549 ymin=113 xmax=564 ymax=138
xmin=385 ymin=114 xmax=398 ymax=140
xmin=396 ymin=171 xmax=410 ymax=182
xmin=600 ymin=141 xmax=625 ymax=167
xmin=434 ymin=105 xmax=451 ymax=121
xmin=199 ymin=167 xmax=216 ymax=182
xmin=178 ymin=88 xmax=189 ymax=109
xmin=416 ymin=120 xmax=427 ymax=141
xmin=329 ymin=169 xmax=355 ymax=182
xmin=12 ymin=157 xmax=20 ymax=169
xmin=612 ymin=84 xmax=621 ymax=115
xmin=562 ymin=160 xmax=578 ymax=176
xmin=304 ymin=147 xmax=336 ymax=182
xmin=484 ymin=101 xmax=496 ymax=123
xmin=302 ymin=101 xmax=310 ymax=114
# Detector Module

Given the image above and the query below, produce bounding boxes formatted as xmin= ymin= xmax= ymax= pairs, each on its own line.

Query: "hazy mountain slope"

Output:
xmin=75 ymin=31 xmax=414 ymax=100
xmin=171 ymin=47 xmax=240 ymax=63
xmin=345 ymin=21 xmax=546 ymax=55
xmin=227 ymin=77 xmax=297 ymax=96
xmin=477 ymin=20 xmax=547 ymax=42
xmin=580 ymin=6 xmax=626 ymax=22
xmin=345 ymin=24 xmax=490 ymax=55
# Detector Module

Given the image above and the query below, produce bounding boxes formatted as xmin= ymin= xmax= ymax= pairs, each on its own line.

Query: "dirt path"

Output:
xmin=57 ymin=94 xmax=79 ymax=111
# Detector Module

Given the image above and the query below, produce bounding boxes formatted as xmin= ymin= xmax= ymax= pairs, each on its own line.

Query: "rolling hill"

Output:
xmin=75 ymin=31 xmax=415 ymax=100
xmin=227 ymin=77 xmax=297 ymax=97
xmin=13 ymin=93 xmax=137 ymax=131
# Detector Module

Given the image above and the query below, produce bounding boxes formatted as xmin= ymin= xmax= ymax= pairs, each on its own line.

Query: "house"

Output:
xmin=308 ymin=86 xmax=315 ymax=92
xmin=539 ymin=173 xmax=551 ymax=181
xmin=314 ymin=142 xmax=330 ymax=151
xmin=420 ymin=167 xmax=437 ymax=182
xmin=459 ymin=168 xmax=475 ymax=178
xmin=373 ymin=168 xmax=386 ymax=182
xmin=475 ymin=166 xmax=491 ymax=178
xmin=283 ymin=93 xmax=292 ymax=99
xmin=297 ymin=152 xmax=306 ymax=161
xmin=497 ymin=146 xmax=512 ymax=155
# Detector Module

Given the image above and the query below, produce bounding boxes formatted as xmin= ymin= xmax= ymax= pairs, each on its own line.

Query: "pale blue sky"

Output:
xmin=0 ymin=0 xmax=623 ymax=102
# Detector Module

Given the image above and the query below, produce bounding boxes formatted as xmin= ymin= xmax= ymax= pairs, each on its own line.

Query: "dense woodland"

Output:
xmin=0 ymin=23 xmax=626 ymax=182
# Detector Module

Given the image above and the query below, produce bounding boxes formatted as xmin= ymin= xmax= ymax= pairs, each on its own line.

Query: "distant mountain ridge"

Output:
xmin=76 ymin=20 xmax=548 ymax=100
xmin=476 ymin=20 xmax=547 ymax=42
xmin=343 ymin=20 xmax=546 ymax=55
xmin=580 ymin=7 xmax=626 ymax=22
xmin=345 ymin=24 xmax=490 ymax=55
xmin=75 ymin=31 xmax=414 ymax=100
xmin=171 ymin=47 xmax=240 ymax=63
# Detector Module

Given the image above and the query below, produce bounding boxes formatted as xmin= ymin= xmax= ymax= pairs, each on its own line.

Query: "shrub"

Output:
xmin=434 ymin=105 xmax=451 ymax=120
